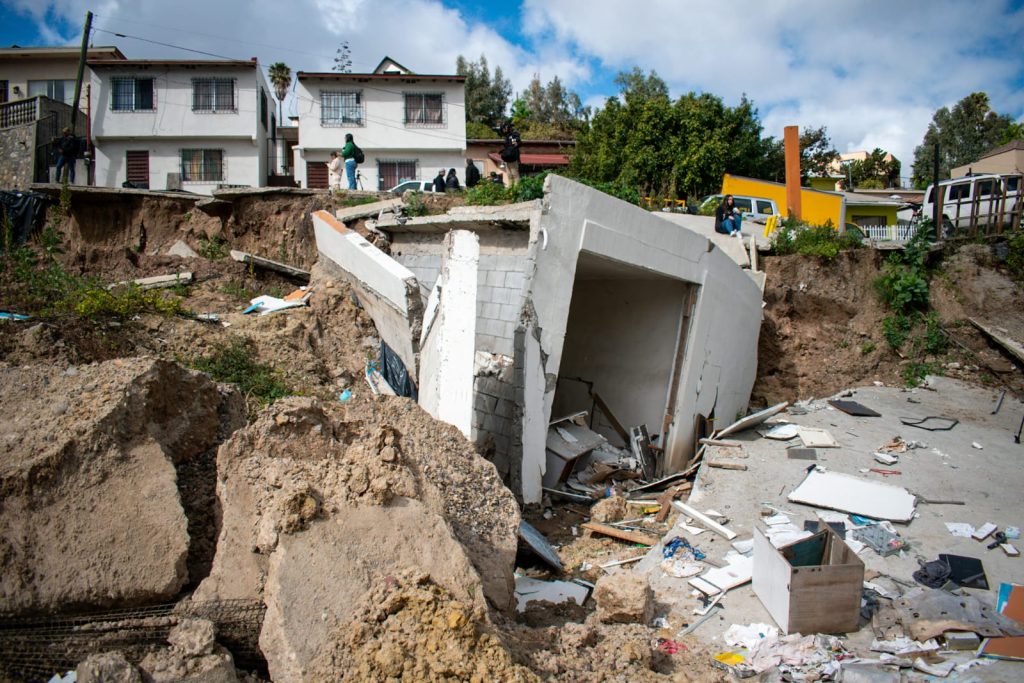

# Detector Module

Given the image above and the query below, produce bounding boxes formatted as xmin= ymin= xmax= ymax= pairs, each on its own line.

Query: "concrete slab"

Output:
xmin=641 ymin=376 xmax=1024 ymax=672
xmin=334 ymin=198 xmax=402 ymax=223
xmin=377 ymin=200 xmax=537 ymax=233
xmin=651 ymin=212 xmax=750 ymax=268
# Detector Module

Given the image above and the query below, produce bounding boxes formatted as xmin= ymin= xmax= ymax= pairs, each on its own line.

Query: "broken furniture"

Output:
xmin=543 ymin=418 xmax=607 ymax=489
xmin=753 ymin=525 xmax=865 ymax=634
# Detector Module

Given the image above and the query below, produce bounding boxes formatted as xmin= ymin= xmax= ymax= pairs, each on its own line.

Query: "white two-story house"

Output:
xmin=294 ymin=57 xmax=466 ymax=190
xmin=89 ymin=58 xmax=273 ymax=193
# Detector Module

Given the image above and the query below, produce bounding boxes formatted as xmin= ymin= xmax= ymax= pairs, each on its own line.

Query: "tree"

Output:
xmin=848 ymin=148 xmax=901 ymax=189
xmin=267 ymin=62 xmax=292 ymax=124
xmin=333 ymin=42 xmax=352 ymax=73
xmin=570 ymin=69 xmax=773 ymax=199
xmin=517 ymin=74 xmax=588 ymax=139
xmin=456 ymin=55 xmax=511 ymax=130
xmin=910 ymin=92 xmax=1014 ymax=188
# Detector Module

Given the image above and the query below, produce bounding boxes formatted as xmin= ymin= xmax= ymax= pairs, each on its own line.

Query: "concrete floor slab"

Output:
xmin=638 ymin=377 xmax=1023 ymax=677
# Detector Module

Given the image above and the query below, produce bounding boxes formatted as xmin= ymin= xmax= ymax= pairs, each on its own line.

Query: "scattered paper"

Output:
xmin=764 ymin=514 xmax=791 ymax=526
xmin=677 ymin=522 xmax=706 ymax=535
xmin=972 ymin=522 xmax=998 ymax=541
xmin=945 ymin=522 xmax=975 ymax=538
xmin=732 ymin=538 xmax=754 ymax=554
xmin=724 ymin=623 xmax=779 ymax=651
xmin=763 ymin=423 xmax=800 ymax=440
xmin=661 ymin=559 xmax=703 ymax=578
xmin=972 ymin=442 xmax=984 ymax=450
xmin=913 ymin=657 xmax=955 ymax=677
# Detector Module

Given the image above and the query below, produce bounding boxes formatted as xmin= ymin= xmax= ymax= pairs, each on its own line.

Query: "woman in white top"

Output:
xmin=326 ymin=151 xmax=343 ymax=190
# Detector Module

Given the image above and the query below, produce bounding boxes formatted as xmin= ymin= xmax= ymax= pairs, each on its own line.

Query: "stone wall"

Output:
xmin=0 ymin=121 xmax=36 ymax=190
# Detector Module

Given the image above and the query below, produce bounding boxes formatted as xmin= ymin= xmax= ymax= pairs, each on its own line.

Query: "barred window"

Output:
xmin=403 ymin=92 xmax=444 ymax=126
xmin=378 ymin=160 xmax=418 ymax=190
xmin=192 ymin=78 xmax=236 ymax=112
xmin=111 ymin=77 xmax=154 ymax=111
xmin=321 ymin=91 xmax=363 ymax=126
xmin=180 ymin=149 xmax=224 ymax=182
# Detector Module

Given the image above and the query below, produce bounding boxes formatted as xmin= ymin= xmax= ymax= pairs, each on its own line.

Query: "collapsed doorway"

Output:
xmin=551 ymin=251 xmax=696 ymax=457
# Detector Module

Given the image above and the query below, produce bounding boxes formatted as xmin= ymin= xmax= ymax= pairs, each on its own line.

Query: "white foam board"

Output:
xmin=787 ymin=470 xmax=916 ymax=522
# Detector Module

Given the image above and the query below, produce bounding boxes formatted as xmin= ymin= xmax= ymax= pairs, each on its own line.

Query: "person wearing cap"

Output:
xmin=55 ymin=127 xmax=79 ymax=183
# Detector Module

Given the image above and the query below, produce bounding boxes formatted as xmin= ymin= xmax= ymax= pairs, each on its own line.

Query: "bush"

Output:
xmin=1007 ymin=230 xmax=1024 ymax=281
xmin=698 ymin=197 xmax=720 ymax=217
xmin=465 ymin=181 xmax=512 ymax=205
xmin=922 ymin=312 xmax=948 ymax=355
xmin=191 ymin=337 xmax=290 ymax=411
xmin=60 ymin=282 xmax=185 ymax=319
xmin=882 ymin=313 xmax=915 ymax=350
xmin=404 ymin=191 xmax=428 ymax=217
xmin=874 ymin=261 xmax=929 ymax=313
xmin=771 ymin=222 xmax=862 ymax=260
xmin=198 ymin=237 xmax=229 ymax=260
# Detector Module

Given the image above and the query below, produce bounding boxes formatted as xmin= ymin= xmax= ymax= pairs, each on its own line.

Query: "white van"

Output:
xmin=921 ymin=173 xmax=1022 ymax=233
xmin=697 ymin=194 xmax=780 ymax=221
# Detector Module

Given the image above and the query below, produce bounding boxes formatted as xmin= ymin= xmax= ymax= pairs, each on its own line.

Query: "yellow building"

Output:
xmin=722 ymin=174 xmax=846 ymax=227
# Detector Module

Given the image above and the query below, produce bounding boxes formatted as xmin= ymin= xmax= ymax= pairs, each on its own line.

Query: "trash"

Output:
xmin=656 ymin=638 xmax=686 ymax=655
xmin=651 ymin=616 xmax=670 ymax=629
xmin=913 ymin=656 xmax=956 ymax=677
xmin=868 ymin=468 xmax=901 ymax=477
xmin=230 ymin=248 xmax=311 ymax=280
xmin=581 ymin=522 xmax=659 ymax=546
xmin=732 ymin=538 xmax=754 ymax=554
xmin=713 ymin=651 xmax=746 ymax=666
xmin=661 ymin=558 xmax=703 ymax=578
xmin=998 ymin=583 xmax=1024 ymax=621
xmin=898 ymin=415 xmax=958 ymax=431
xmin=788 ymin=469 xmax=917 ymax=522
xmin=986 ymin=531 xmax=1008 ymax=549
xmin=972 ymin=522 xmax=998 ymax=540
xmin=829 ymin=400 xmax=881 ymax=417
xmin=338 ymin=389 xmax=352 ymax=401
xmin=518 ymin=520 xmax=564 ymax=572
xmin=716 ymin=401 xmax=789 ymax=438
xmin=852 ymin=525 xmax=907 ymax=556
xmin=663 ymin=536 xmax=705 ymax=561
xmin=514 ymin=575 xmax=590 ymax=612
xmin=1003 ymin=543 xmax=1020 ymax=556
xmin=676 ymin=521 xmax=706 ymax=535
xmin=870 ymin=637 xmax=940 ymax=654
xmin=787 ymin=447 xmax=817 ymax=460
xmin=0 ymin=311 xmax=31 ymax=321
xmin=689 ymin=550 xmax=753 ymax=595
xmin=1006 ymin=526 xmax=1021 ymax=539
xmin=752 ymin=526 xmax=864 ymax=634
xmin=943 ymin=631 xmax=981 ymax=650
xmin=972 ymin=441 xmax=984 ymax=450
xmin=244 ymin=294 xmax=306 ymax=315
xmin=670 ymin=500 xmax=737 ymax=540
xmin=938 ymin=554 xmax=989 ymax=589
xmin=895 ymin=587 xmax=1024 ymax=641
xmin=873 ymin=452 xmax=899 ymax=465
xmin=544 ymin=422 xmax=606 ymax=488
xmin=944 ymin=522 xmax=974 ymax=537
xmin=797 ymin=426 xmax=839 ymax=448
xmin=763 ymin=423 xmax=800 ymax=440
xmin=723 ymin=622 xmax=779 ymax=651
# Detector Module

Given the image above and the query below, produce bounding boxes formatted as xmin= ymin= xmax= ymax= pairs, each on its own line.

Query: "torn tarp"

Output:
xmin=380 ymin=340 xmax=417 ymax=400
xmin=0 ymin=191 xmax=51 ymax=252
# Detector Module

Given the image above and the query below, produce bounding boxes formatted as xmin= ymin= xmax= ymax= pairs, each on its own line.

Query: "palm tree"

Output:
xmin=267 ymin=62 xmax=292 ymax=124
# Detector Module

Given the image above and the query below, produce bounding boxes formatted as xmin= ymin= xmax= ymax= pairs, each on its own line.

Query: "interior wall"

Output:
xmin=552 ymin=263 xmax=687 ymax=443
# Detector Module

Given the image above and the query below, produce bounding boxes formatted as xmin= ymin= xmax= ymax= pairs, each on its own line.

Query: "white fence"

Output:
xmin=859 ymin=220 xmax=920 ymax=243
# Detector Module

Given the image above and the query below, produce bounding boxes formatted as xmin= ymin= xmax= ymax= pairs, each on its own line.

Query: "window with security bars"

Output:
xmin=403 ymin=92 xmax=444 ymax=126
xmin=321 ymin=91 xmax=363 ymax=126
xmin=111 ymin=77 xmax=154 ymax=111
xmin=378 ymin=160 xmax=418 ymax=190
xmin=180 ymin=149 xmax=224 ymax=182
xmin=192 ymin=78 xmax=236 ymax=112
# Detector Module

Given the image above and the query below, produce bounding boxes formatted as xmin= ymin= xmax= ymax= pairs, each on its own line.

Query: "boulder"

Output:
xmin=77 ymin=652 xmax=142 ymax=683
xmin=0 ymin=359 xmax=244 ymax=615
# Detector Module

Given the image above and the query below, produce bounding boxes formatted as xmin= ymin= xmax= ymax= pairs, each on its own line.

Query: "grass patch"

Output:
xmin=1007 ymin=230 xmax=1024 ymax=281
xmin=335 ymin=194 xmax=379 ymax=208
xmin=860 ymin=341 xmax=876 ymax=355
xmin=772 ymin=222 xmax=863 ymax=260
xmin=198 ymin=237 xmax=229 ymax=260
xmin=190 ymin=337 xmax=290 ymax=412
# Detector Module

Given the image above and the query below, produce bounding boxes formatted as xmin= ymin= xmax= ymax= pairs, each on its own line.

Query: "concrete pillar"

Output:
xmin=784 ymin=125 xmax=802 ymax=220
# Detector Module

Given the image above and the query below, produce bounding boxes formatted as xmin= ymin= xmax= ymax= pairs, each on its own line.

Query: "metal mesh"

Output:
xmin=0 ymin=599 xmax=266 ymax=682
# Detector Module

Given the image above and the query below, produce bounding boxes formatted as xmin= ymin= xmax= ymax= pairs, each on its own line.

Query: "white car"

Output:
xmin=697 ymin=194 xmax=780 ymax=221
xmin=921 ymin=173 xmax=1021 ymax=233
xmin=388 ymin=179 xmax=438 ymax=194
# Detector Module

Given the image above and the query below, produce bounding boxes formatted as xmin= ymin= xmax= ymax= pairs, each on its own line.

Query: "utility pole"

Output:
xmin=66 ymin=11 xmax=92 ymax=183
xmin=932 ymin=143 xmax=941 ymax=240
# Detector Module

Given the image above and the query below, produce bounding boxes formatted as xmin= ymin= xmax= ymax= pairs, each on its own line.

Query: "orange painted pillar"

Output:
xmin=784 ymin=125 xmax=802 ymax=220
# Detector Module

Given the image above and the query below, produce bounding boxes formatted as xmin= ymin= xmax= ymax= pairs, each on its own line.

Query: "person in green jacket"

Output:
xmin=341 ymin=133 xmax=357 ymax=189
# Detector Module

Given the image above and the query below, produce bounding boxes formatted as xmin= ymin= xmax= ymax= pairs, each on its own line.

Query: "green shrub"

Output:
xmin=903 ymin=361 xmax=941 ymax=387
xmin=874 ymin=261 xmax=929 ymax=313
xmin=511 ymin=171 xmax=549 ymax=201
xmin=882 ymin=314 xmax=915 ymax=350
xmin=698 ymin=197 xmax=720 ymax=217
xmin=860 ymin=341 xmax=876 ymax=355
xmin=1007 ymin=230 xmax=1024 ymax=281
xmin=771 ymin=223 xmax=862 ymax=260
xmin=404 ymin=191 xmax=428 ymax=217
xmin=60 ymin=282 xmax=185 ymax=319
xmin=191 ymin=337 xmax=290 ymax=410
xmin=198 ymin=237 xmax=229 ymax=260
xmin=465 ymin=181 xmax=513 ymax=205
xmin=922 ymin=313 xmax=948 ymax=355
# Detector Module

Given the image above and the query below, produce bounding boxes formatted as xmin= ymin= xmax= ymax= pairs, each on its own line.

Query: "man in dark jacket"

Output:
xmin=500 ymin=121 xmax=521 ymax=185
xmin=432 ymin=169 xmax=446 ymax=193
xmin=55 ymin=127 xmax=79 ymax=183
xmin=465 ymin=159 xmax=481 ymax=188
xmin=445 ymin=168 xmax=460 ymax=191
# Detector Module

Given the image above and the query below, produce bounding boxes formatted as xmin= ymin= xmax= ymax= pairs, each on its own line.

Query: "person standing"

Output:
xmin=341 ymin=133 xmax=358 ymax=190
xmin=432 ymin=169 xmax=446 ymax=193
xmin=714 ymin=194 xmax=743 ymax=237
xmin=55 ymin=127 xmax=79 ymax=184
xmin=445 ymin=168 xmax=460 ymax=192
xmin=500 ymin=121 xmax=521 ymax=185
xmin=326 ymin=151 xmax=343 ymax=190
xmin=465 ymin=159 xmax=481 ymax=188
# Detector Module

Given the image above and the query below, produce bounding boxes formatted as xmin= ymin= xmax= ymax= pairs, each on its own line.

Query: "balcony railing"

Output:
xmin=0 ymin=97 xmax=41 ymax=129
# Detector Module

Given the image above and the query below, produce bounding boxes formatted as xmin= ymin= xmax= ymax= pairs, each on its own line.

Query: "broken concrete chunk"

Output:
xmin=168 ymin=618 xmax=217 ymax=658
xmin=167 ymin=240 xmax=200 ymax=259
xmin=590 ymin=495 xmax=627 ymax=523
xmin=76 ymin=651 xmax=142 ymax=683
xmin=594 ymin=573 xmax=653 ymax=624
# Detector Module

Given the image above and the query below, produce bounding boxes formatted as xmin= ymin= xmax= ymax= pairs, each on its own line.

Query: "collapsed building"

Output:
xmin=313 ymin=175 xmax=764 ymax=503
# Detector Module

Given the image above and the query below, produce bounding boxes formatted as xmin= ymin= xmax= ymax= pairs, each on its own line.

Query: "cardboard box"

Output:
xmin=753 ymin=525 xmax=864 ymax=634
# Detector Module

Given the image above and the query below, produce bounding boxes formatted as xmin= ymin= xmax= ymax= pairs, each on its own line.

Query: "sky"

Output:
xmin=3 ymin=0 xmax=1023 ymax=178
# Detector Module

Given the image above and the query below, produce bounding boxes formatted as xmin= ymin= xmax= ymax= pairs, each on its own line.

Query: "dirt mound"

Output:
xmin=308 ymin=572 xmax=537 ymax=683
xmin=192 ymin=397 xmax=520 ymax=679
xmin=0 ymin=359 xmax=244 ymax=615
xmin=755 ymin=245 xmax=1024 ymax=405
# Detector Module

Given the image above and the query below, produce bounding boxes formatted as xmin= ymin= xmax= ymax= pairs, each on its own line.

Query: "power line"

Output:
xmin=92 ymin=27 xmax=241 ymax=61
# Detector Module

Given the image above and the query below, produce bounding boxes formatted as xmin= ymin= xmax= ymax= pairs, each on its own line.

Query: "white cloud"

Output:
xmin=523 ymin=0 xmax=1024 ymax=172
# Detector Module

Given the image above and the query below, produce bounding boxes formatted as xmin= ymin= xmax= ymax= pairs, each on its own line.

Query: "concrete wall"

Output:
xmin=516 ymin=175 xmax=763 ymax=503
xmin=951 ymin=150 xmax=1024 ymax=178
xmin=552 ymin=274 xmax=689 ymax=439
xmin=295 ymin=149 xmax=465 ymax=191
xmin=0 ymin=121 xmax=35 ymax=189
xmin=311 ymin=210 xmax=422 ymax=374
xmin=390 ymin=229 xmax=530 ymax=356
xmin=418 ymin=230 xmax=478 ymax=437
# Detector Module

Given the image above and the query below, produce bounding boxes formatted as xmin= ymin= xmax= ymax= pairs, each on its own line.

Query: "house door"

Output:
xmin=0 ymin=81 xmax=8 ymax=104
xmin=306 ymin=162 xmax=328 ymax=189
xmin=126 ymin=150 xmax=149 ymax=189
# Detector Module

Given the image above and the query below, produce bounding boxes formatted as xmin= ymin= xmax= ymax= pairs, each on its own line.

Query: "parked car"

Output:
xmin=921 ymin=173 xmax=1021 ymax=234
xmin=388 ymin=179 xmax=438 ymax=194
xmin=695 ymin=194 xmax=780 ymax=221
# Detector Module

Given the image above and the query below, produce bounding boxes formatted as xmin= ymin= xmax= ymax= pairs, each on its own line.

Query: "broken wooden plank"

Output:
xmin=707 ymin=461 xmax=748 ymax=471
xmin=108 ymin=272 xmax=192 ymax=290
xmin=716 ymin=401 xmax=789 ymax=438
xmin=699 ymin=438 xmax=744 ymax=448
xmin=230 ymin=249 xmax=310 ymax=280
xmin=970 ymin=318 xmax=1024 ymax=366
xmin=581 ymin=522 xmax=659 ymax=546
xmin=654 ymin=482 xmax=693 ymax=522
xmin=670 ymin=500 xmax=737 ymax=540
